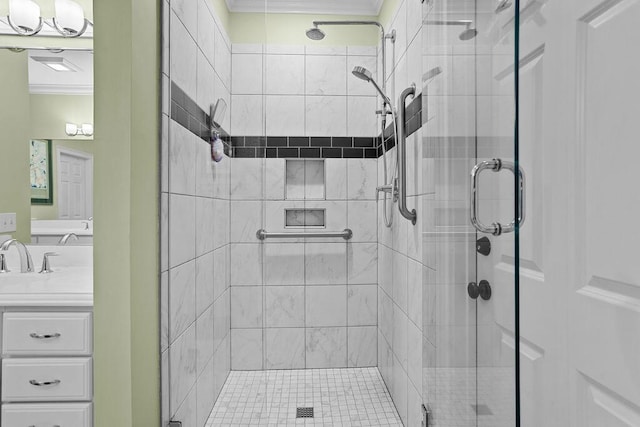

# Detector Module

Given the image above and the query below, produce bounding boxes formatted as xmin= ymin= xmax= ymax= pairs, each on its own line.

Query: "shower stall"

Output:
xmin=160 ymin=0 xmax=640 ymax=425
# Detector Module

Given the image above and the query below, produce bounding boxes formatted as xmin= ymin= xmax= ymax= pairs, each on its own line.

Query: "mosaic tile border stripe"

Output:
xmin=232 ymin=136 xmax=379 ymax=159
xmin=169 ymin=80 xmax=423 ymax=160
xmin=232 ymin=93 xmax=422 ymax=159
xmin=169 ymin=81 xmax=232 ymax=156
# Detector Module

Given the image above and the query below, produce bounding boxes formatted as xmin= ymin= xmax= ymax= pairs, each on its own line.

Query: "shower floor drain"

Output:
xmin=296 ymin=407 xmax=314 ymax=418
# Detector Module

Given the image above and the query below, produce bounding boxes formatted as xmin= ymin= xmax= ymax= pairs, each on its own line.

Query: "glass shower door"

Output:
xmin=422 ymin=0 xmax=519 ymax=426
xmin=474 ymin=1 xmax=520 ymax=426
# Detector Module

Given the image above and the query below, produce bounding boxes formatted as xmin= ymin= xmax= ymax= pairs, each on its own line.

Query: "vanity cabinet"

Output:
xmin=0 ymin=309 xmax=93 ymax=427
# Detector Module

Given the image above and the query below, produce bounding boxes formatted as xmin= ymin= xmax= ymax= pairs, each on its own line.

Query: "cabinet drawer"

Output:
xmin=2 ymin=358 xmax=92 ymax=402
xmin=2 ymin=402 xmax=92 ymax=427
xmin=3 ymin=312 xmax=92 ymax=355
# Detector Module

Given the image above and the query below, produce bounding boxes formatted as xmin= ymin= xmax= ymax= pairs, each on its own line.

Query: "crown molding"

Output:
xmin=29 ymin=83 xmax=93 ymax=95
xmin=225 ymin=0 xmax=384 ymax=16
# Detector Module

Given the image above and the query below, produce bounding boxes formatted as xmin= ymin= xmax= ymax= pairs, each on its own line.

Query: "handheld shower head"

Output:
xmin=422 ymin=66 xmax=442 ymax=83
xmin=305 ymin=27 xmax=326 ymax=40
xmin=351 ymin=66 xmax=391 ymax=105
xmin=352 ymin=66 xmax=372 ymax=82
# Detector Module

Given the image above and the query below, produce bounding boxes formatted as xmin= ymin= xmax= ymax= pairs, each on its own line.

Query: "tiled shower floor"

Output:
xmin=206 ymin=367 xmax=403 ymax=426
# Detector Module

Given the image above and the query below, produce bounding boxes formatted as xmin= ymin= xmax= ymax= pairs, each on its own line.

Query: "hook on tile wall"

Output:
xmin=209 ymin=98 xmax=227 ymax=139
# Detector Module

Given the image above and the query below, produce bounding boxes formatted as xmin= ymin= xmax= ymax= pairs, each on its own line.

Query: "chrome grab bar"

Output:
xmin=470 ymin=158 xmax=526 ymax=235
xmin=256 ymin=229 xmax=353 ymax=241
xmin=397 ymin=84 xmax=417 ymax=225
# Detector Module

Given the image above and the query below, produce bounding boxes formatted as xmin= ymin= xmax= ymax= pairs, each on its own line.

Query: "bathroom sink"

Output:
xmin=0 ymin=246 xmax=93 ymax=306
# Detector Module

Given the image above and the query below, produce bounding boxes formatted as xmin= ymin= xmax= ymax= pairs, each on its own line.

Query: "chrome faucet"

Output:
xmin=0 ymin=239 xmax=34 ymax=273
xmin=82 ymin=217 xmax=93 ymax=230
xmin=59 ymin=233 xmax=79 ymax=245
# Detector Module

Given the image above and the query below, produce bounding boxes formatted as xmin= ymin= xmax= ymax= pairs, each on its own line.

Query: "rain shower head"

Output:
xmin=425 ymin=19 xmax=478 ymax=41
xmin=305 ymin=26 xmax=326 ymax=40
xmin=351 ymin=66 xmax=391 ymax=105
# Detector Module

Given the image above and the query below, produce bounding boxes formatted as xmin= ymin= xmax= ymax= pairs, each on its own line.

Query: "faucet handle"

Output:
xmin=0 ymin=254 xmax=9 ymax=273
xmin=39 ymin=252 xmax=59 ymax=274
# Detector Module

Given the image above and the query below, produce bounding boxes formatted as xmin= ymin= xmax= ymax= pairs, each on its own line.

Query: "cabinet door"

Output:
xmin=3 ymin=312 xmax=92 ymax=356
xmin=2 ymin=357 xmax=92 ymax=402
xmin=1 ymin=402 xmax=92 ymax=427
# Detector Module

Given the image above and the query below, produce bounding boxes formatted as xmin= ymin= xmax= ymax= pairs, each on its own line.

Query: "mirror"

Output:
xmin=27 ymin=48 xmax=94 ymax=245
xmin=0 ymin=4 xmax=94 ymax=246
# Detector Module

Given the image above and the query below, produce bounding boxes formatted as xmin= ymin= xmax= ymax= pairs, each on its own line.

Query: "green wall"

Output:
xmin=0 ymin=0 xmax=93 ymax=20
xmin=229 ymin=12 xmax=381 ymax=45
xmin=93 ymin=0 xmax=159 ymax=424
xmin=0 ymin=50 xmax=30 ymax=242
xmin=378 ymin=0 xmax=400 ymax=27
xmin=206 ymin=0 xmax=389 ymax=45
xmin=209 ymin=0 xmax=231 ymax=34
xmin=31 ymin=94 xmax=94 ymax=141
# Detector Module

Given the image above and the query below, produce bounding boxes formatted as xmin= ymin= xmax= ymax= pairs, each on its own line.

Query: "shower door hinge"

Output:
xmin=168 ymin=422 xmax=182 ymax=427
xmin=422 ymin=404 xmax=431 ymax=427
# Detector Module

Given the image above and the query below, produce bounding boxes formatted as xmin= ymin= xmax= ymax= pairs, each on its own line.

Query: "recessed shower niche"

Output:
xmin=285 ymin=159 xmax=325 ymax=200
xmin=285 ymin=208 xmax=325 ymax=227
xmin=284 ymin=160 xmax=327 ymax=227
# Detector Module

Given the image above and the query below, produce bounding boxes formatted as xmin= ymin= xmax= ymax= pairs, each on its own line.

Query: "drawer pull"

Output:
xmin=28 ymin=425 xmax=61 ymax=427
xmin=29 ymin=379 xmax=61 ymax=387
xmin=29 ymin=332 xmax=61 ymax=339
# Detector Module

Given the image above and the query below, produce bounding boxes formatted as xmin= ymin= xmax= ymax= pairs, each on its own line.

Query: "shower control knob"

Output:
xmin=476 ymin=237 xmax=491 ymax=256
xmin=478 ymin=280 xmax=492 ymax=300
xmin=468 ymin=282 xmax=480 ymax=299
xmin=468 ymin=280 xmax=492 ymax=300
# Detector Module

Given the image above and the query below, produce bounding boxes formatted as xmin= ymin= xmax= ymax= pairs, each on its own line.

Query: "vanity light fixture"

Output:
xmin=6 ymin=0 xmax=44 ymax=36
xmin=65 ymin=123 xmax=93 ymax=137
xmin=52 ymin=0 xmax=91 ymax=38
xmin=2 ymin=0 xmax=92 ymax=38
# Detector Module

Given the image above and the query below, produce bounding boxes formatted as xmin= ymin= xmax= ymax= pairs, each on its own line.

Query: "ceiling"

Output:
xmin=225 ymin=0 xmax=385 ymax=16
xmin=28 ymin=49 xmax=93 ymax=95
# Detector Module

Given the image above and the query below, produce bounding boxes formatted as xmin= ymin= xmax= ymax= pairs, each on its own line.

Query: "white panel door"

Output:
xmin=516 ymin=0 xmax=640 ymax=425
xmin=565 ymin=0 xmax=640 ymax=424
xmin=58 ymin=151 xmax=89 ymax=220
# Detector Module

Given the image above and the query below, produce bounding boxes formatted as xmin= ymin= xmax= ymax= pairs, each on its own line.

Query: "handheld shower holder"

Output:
xmin=376 ymin=181 xmax=398 ymax=202
xmin=385 ymin=29 xmax=396 ymax=43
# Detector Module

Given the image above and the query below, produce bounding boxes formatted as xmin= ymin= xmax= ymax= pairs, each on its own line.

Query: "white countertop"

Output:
xmin=0 ymin=246 xmax=93 ymax=307
xmin=31 ymin=220 xmax=93 ymax=236
xmin=31 ymin=229 xmax=93 ymax=237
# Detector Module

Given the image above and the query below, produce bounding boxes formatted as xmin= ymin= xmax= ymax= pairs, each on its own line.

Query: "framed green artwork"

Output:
xmin=30 ymin=139 xmax=53 ymax=205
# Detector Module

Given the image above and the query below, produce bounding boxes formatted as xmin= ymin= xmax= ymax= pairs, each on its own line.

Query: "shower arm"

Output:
xmin=312 ymin=20 xmax=394 ymax=122
xmin=424 ymin=19 xmax=473 ymax=27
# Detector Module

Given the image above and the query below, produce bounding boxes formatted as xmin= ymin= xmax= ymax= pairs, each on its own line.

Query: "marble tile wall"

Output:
xmin=229 ymin=158 xmax=379 ymax=370
xmin=376 ymin=1 xmax=432 ymax=426
xmin=161 ymin=0 xmax=232 ymax=426
xmin=231 ymin=44 xmax=379 ymax=138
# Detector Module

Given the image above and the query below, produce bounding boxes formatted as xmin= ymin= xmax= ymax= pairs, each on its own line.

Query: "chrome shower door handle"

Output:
xmin=470 ymin=158 xmax=525 ymax=236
